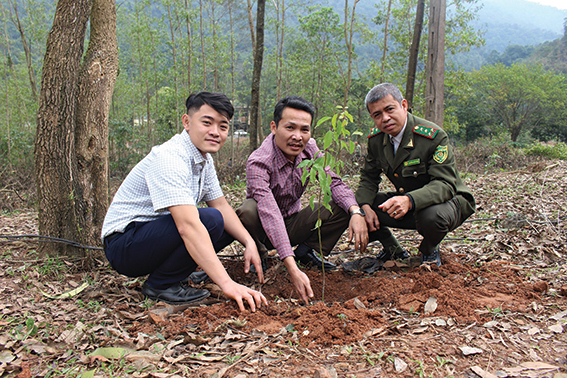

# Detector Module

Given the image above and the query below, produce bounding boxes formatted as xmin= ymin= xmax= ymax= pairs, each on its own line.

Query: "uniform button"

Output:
xmin=394 ymin=173 xmax=399 ymax=178
xmin=413 ymin=171 xmax=418 ymax=177
xmin=399 ymin=187 xmax=405 ymax=193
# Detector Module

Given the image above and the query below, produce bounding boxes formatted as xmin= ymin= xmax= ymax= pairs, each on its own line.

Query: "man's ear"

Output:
xmin=270 ymin=120 xmax=277 ymax=134
xmin=401 ymin=99 xmax=409 ymax=112
xmin=182 ymin=113 xmax=191 ymax=132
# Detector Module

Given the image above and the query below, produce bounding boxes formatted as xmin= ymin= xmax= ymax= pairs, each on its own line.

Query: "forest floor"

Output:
xmin=0 ymin=159 xmax=566 ymax=377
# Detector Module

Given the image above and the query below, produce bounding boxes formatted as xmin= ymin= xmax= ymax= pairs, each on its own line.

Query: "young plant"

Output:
xmin=298 ymin=107 xmax=356 ymax=301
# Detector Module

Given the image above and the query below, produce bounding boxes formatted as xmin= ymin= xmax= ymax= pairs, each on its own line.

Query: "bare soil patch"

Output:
xmin=0 ymin=160 xmax=566 ymax=377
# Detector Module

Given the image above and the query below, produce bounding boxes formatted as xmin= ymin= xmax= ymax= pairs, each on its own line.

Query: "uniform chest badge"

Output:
xmin=433 ymin=145 xmax=448 ymax=164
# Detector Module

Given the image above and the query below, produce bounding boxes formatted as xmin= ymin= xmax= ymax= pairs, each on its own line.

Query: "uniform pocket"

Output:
xmin=401 ymin=163 xmax=426 ymax=178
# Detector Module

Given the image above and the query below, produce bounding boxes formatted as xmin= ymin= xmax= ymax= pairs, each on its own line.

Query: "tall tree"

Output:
xmin=249 ymin=0 xmax=265 ymax=152
xmin=405 ymin=0 xmax=424 ymax=110
xmin=7 ymin=0 xmax=38 ymax=100
xmin=75 ymin=0 xmax=118 ymax=248
xmin=35 ymin=0 xmax=118 ymax=257
xmin=378 ymin=0 xmax=392 ymax=83
xmin=425 ymin=0 xmax=446 ymax=126
xmin=469 ymin=63 xmax=566 ymax=142
xmin=342 ymin=0 xmax=359 ymax=107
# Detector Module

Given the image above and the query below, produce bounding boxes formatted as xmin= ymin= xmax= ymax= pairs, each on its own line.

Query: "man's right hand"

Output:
xmin=220 ymin=280 xmax=268 ymax=312
xmin=284 ymin=256 xmax=314 ymax=304
xmin=362 ymin=204 xmax=380 ymax=232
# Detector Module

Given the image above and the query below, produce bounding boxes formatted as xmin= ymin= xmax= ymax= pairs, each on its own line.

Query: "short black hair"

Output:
xmin=273 ymin=96 xmax=315 ymax=127
xmin=185 ymin=92 xmax=234 ymax=120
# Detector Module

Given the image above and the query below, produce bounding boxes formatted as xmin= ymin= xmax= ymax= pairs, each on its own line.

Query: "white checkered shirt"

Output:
xmin=101 ymin=130 xmax=224 ymax=240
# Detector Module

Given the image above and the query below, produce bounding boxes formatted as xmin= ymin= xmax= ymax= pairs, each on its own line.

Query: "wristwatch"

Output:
xmin=350 ymin=207 xmax=366 ymax=217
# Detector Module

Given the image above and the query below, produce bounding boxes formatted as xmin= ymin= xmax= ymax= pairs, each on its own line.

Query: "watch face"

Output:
xmin=352 ymin=208 xmax=365 ymax=217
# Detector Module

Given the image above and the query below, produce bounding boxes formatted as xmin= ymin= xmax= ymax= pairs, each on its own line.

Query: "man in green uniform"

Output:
xmin=355 ymin=83 xmax=475 ymax=266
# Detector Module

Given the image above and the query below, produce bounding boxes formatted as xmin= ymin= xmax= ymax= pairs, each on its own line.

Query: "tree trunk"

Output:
xmin=425 ymin=0 xmax=446 ymax=127
xmin=75 ymin=0 xmax=118 ymax=250
xmin=249 ymin=0 xmax=265 ymax=152
xmin=184 ymin=0 xmax=193 ymax=90
xmin=199 ymin=0 xmax=206 ymax=89
xmin=8 ymin=0 xmax=39 ymax=101
xmin=166 ymin=4 xmax=180 ymax=131
xmin=343 ymin=0 xmax=359 ymax=108
xmin=275 ymin=0 xmax=285 ymax=101
xmin=379 ymin=0 xmax=392 ymax=83
xmin=35 ymin=0 xmax=92 ymax=257
xmin=246 ymin=0 xmax=256 ymax=58
xmin=405 ymin=0 xmax=425 ymax=110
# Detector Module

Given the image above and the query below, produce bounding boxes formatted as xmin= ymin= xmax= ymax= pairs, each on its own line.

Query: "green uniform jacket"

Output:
xmin=355 ymin=113 xmax=475 ymax=218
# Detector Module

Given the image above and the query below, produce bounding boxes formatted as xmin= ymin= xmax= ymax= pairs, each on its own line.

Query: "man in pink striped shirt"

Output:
xmin=238 ymin=96 xmax=368 ymax=304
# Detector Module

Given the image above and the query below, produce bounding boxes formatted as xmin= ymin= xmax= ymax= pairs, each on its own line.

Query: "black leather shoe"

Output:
xmin=376 ymin=247 xmax=410 ymax=262
xmin=295 ymin=249 xmax=336 ymax=271
xmin=249 ymin=258 xmax=268 ymax=274
xmin=142 ymin=282 xmax=210 ymax=305
xmin=189 ymin=271 xmax=210 ymax=284
xmin=420 ymin=247 xmax=441 ymax=266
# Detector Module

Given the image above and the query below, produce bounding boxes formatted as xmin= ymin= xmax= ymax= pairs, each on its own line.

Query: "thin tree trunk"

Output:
xmin=343 ymin=0 xmax=359 ymax=107
xmin=184 ymin=0 xmax=192 ymax=90
xmin=167 ymin=4 xmax=180 ymax=130
xmin=379 ymin=0 xmax=392 ymax=83
xmin=405 ymin=0 xmax=425 ymax=110
xmin=8 ymin=0 xmax=38 ymax=100
xmin=246 ymin=0 xmax=256 ymax=58
xmin=249 ymin=0 xmax=265 ymax=152
xmin=75 ymin=0 xmax=119 ymax=249
xmin=425 ymin=0 xmax=446 ymax=127
xmin=4 ymin=61 xmax=11 ymax=170
xmin=35 ymin=0 xmax=92 ymax=257
xmin=229 ymin=0 xmax=235 ymax=163
xmin=199 ymin=0 xmax=206 ymax=89
xmin=275 ymin=0 xmax=285 ymax=100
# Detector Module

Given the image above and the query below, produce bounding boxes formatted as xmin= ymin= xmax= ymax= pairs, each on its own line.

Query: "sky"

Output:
xmin=525 ymin=0 xmax=567 ymax=9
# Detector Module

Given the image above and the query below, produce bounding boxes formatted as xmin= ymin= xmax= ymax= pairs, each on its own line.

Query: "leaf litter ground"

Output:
xmin=0 ymin=160 xmax=566 ymax=377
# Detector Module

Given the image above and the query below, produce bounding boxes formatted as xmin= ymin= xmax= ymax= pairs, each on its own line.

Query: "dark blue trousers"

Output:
xmin=104 ymin=208 xmax=229 ymax=289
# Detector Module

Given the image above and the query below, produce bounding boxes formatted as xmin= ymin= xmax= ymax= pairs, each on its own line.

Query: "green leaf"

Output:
xmin=309 ymin=196 xmax=315 ymax=210
xmin=80 ymin=370 xmax=96 ymax=378
xmin=331 ymin=113 xmax=339 ymax=128
xmin=323 ymin=130 xmax=333 ymax=150
xmin=40 ymin=282 xmax=89 ymax=300
xmin=348 ymin=140 xmax=355 ymax=154
xmin=89 ymin=347 xmax=128 ymax=359
xmin=314 ymin=218 xmax=322 ymax=229
xmin=309 ymin=166 xmax=317 ymax=184
xmin=316 ymin=116 xmax=331 ymax=127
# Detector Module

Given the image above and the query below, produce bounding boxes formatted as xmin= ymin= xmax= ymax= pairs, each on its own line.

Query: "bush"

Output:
xmin=454 ymin=134 xmax=536 ymax=174
xmin=524 ymin=142 xmax=567 ymax=160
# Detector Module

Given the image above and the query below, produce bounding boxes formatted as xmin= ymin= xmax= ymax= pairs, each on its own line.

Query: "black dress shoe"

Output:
xmin=376 ymin=247 xmax=410 ymax=262
xmin=189 ymin=271 xmax=210 ymax=284
xmin=295 ymin=249 xmax=336 ymax=271
xmin=420 ymin=247 xmax=441 ymax=266
xmin=249 ymin=258 xmax=268 ymax=274
xmin=142 ymin=282 xmax=210 ymax=305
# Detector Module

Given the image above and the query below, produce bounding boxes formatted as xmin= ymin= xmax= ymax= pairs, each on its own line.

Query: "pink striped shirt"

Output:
xmin=246 ymin=134 xmax=357 ymax=260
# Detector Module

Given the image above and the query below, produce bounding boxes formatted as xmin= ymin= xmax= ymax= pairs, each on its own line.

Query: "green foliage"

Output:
xmin=525 ymin=142 xmax=567 ymax=160
xmin=298 ymin=107 xmax=355 ymax=214
xmin=450 ymin=63 xmax=567 ymax=143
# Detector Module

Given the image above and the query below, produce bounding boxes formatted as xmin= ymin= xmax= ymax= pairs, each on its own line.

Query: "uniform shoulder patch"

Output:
xmin=413 ymin=124 xmax=439 ymax=139
xmin=367 ymin=127 xmax=382 ymax=138
xmin=433 ymin=145 xmax=448 ymax=164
